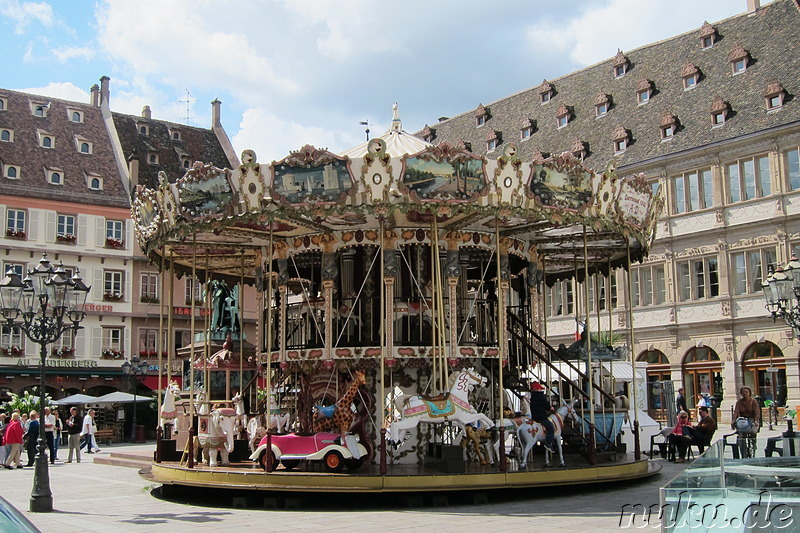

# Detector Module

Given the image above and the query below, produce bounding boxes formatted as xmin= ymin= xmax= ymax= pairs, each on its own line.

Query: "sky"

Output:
xmin=0 ymin=0 xmax=764 ymax=165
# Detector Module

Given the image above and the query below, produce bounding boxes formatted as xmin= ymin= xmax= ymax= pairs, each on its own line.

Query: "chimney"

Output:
xmin=211 ymin=98 xmax=221 ymax=128
xmin=747 ymin=0 xmax=760 ymax=12
xmin=141 ymin=106 xmax=151 ymax=119
xmin=99 ymin=76 xmax=110 ymax=105
xmin=90 ymin=84 xmax=100 ymax=107
xmin=127 ymin=152 xmax=140 ymax=189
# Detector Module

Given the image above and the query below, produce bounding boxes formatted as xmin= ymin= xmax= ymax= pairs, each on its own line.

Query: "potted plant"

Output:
xmin=56 ymin=234 xmax=76 ymax=243
xmin=5 ymin=228 xmax=26 ymax=239
xmin=104 ymin=291 xmax=123 ymax=302
xmin=105 ymin=237 xmax=124 ymax=249
xmin=140 ymin=295 xmax=159 ymax=304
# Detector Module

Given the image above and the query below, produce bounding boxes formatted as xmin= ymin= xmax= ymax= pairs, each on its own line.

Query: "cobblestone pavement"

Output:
xmin=2 ymin=426 xmax=792 ymax=533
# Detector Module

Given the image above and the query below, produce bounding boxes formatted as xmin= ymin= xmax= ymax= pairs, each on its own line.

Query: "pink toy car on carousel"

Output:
xmin=249 ymin=432 xmax=368 ymax=473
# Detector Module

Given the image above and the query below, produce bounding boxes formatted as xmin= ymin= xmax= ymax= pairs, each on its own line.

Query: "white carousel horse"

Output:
xmin=264 ymin=388 xmax=292 ymax=433
xmin=231 ymin=393 xmax=246 ymax=437
xmin=195 ymin=389 xmax=210 ymax=416
xmin=246 ymin=414 xmax=267 ymax=453
xmin=196 ymin=407 xmax=237 ymax=467
xmin=160 ymin=381 xmax=181 ymax=434
xmin=390 ymin=367 xmax=493 ymax=444
xmin=516 ymin=400 xmax=578 ymax=468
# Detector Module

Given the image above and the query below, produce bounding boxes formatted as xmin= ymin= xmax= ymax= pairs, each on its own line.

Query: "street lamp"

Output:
xmin=0 ymin=255 xmax=89 ymax=513
xmin=121 ymin=356 xmax=148 ymax=443
xmin=763 ymin=255 xmax=800 ymax=339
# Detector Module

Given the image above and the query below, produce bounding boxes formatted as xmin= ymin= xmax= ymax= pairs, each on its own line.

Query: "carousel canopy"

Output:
xmin=131 ymin=105 xmax=662 ymax=285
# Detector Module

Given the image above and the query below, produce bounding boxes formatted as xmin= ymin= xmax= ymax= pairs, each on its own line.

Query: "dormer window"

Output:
xmin=181 ymin=158 xmax=191 ymax=169
xmin=475 ymin=104 xmax=489 ymax=127
xmin=682 ymin=63 xmax=700 ymax=90
xmin=0 ymin=129 xmax=13 ymax=142
xmin=764 ymin=81 xmax=786 ymax=111
xmin=613 ymin=50 xmax=630 ymax=79
xmin=39 ymin=133 xmax=54 ymax=148
xmin=87 ymin=173 xmax=103 ymax=190
xmin=594 ymin=93 xmax=610 ymax=118
xmin=539 ymin=80 xmax=554 ymax=104
xmin=47 ymin=169 xmax=64 ymax=185
xmin=699 ymin=21 xmax=717 ymax=49
xmin=571 ymin=139 xmax=587 ymax=160
xmin=68 ymin=109 xmax=84 ymax=123
xmin=420 ymin=125 xmax=435 ymax=143
xmin=521 ymin=127 xmax=531 ymax=140
xmin=0 ymin=97 xmax=6 ymax=111
xmin=80 ymin=141 xmax=91 ymax=154
xmin=138 ymin=124 xmax=149 ymax=136
xmin=636 ymin=79 xmax=653 ymax=105
xmin=32 ymin=102 xmax=49 ymax=117
xmin=710 ymin=96 xmax=730 ymax=127
xmin=660 ymin=113 xmax=678 ymax=141
xmin=148 ymin=152 xmax=159 ymax=165
xmin=170 ymin=130 xmax=182 ymax=142
xmin=3 ymin=164 xmax=20 ymax=179
xmin=612 ymin=125 xmax=629 ymax=154
xmin=486 ymin=129 xmax=500 ymax=152
xmin=518 ymin=118 xmax=534 ymax=141
xmin=556 ymin=104 xmax=571 ymax=129
xmin=729 ymin=45 xmax=750 ymax=75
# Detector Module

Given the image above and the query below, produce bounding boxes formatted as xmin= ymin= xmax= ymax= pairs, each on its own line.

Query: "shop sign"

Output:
xmin=85 ymin=303 xmax=114 ymax=312
xmin=15 ymin=358 xmax=99 ymax=368
xmin=173 ymin=307 xmax=211 ymax=317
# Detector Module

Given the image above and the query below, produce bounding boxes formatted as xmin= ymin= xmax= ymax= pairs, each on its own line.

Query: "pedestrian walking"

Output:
xmin=81 ymin=409 xmax=100 ymax=453
xmin=3 ymin=412 xmax=24 ymax=469
xmin=43 ymin=407 xmax=56 ymax=464
xmin=25 ymin=410 xmax=39 ymax=466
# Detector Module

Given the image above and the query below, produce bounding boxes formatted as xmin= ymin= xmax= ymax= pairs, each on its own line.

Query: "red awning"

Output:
xmin=141 ymin=375 xmax=182 ymax=391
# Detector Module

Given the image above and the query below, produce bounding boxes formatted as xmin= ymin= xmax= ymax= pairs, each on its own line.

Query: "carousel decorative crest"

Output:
xmin=526 ymin=151 xmax=593 ymax=212
xmin=132 ymin=185 xmax=162 ymax=243
xmin=615 ymin=173 xmax=655 ymax=236
xmin=270 ymin=144 xmax=355 ymax=205
xmin=400 ymin=142 xmax=487 ymax=202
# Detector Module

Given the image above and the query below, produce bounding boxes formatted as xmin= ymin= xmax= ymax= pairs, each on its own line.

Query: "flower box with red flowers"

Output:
xmin=56 ymin=234 xmax=76 ymax=243
xmin=140 ymin=295 xmax=159 ymax=304
xmin=102 ymin=349 xmax=124 ymax=359
xmin=103 ymin=292 xmax=123 ymax=302
xmin=51 ymin=347 xmax=75 ymax=358
xmin=5 ymin=229 xmax=26 ymax=239
xmin=105 ymin=237 xmax=124 ymax=249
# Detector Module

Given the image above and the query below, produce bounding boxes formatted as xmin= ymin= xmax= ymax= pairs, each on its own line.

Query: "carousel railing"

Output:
xmin=506 ymin=311 xmax=621 ymax=461
xmin=332 ymin=296 xmax=379 ymax=347
xmin=455 ymin=296 xmax=498 ymax=346
xmin=392 ymin=295 xmax=440 ymax=346
xmin=284 ymin=300 xmax=325 ymax=349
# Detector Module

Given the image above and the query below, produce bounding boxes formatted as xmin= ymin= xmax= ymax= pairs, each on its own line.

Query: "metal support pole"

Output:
xmin=30 ymin=341 xmax=53 ymax=512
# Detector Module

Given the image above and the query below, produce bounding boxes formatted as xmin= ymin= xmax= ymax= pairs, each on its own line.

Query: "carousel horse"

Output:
xmin=390 ymin=368 xmax=493 ymax=444
xmin=313 ymin=371 xmax=366 ymax=435
xmin=246 ymin=413 xmax=267 ymax=453
xmin=160 ymin=381 xmax=181 ymax=434
xmin=193 ymin=389 xmax=210 ymax=415
xmin=196 ymin=407 xmax=237 ymax=467
xmin=461 ymin=423 xmax=494 ymax=465
xmin=232 ymin=393 xmax=247 ymax=437
xmin=516 ymin=400 xmax=578 ymax=468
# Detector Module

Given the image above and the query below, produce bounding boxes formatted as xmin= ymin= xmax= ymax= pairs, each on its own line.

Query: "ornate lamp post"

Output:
xmin=762 ymin=255 xmax=800 ymax=338
xmin=0 ymin=255 xmax=89 ymax=513
xmin=121 ymin=356 xmax=149 ymax=443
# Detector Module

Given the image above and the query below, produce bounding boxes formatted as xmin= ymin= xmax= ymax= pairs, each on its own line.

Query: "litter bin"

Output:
xmin=135 ymin=425 xmax=146 ymax=443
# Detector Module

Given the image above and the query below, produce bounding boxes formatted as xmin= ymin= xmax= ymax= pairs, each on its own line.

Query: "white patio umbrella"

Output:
xmin=54 ymin=394 xmax=99 ymax=405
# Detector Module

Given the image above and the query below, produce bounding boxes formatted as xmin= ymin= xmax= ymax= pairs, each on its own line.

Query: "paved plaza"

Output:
xmin=1 ymin=426 xmax=792 ymax=532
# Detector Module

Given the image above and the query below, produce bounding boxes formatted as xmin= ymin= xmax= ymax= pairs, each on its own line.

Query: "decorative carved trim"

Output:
xmin=674 ymin=244 xmax=720 ymax=258
xmin=612 ymin=125 xmax=629 ymax=141
xmin=681 ymin=63 xmax=699 ymax=77
xmin=699 ymin=21 xmax=717 ymax=39
xmin=636 ymin=78 xmax=653 ymax=92
xmin=594 ymin=93 xmax=610 ymax=105
xmin=763 ymin=80 xmax=786 ymax=98
xmin=613 ymin=50 xmax=628 ymax=67
xmin=710 ymin=96 xmax=729 ymax=114
xmin=728 ymin=235 xmax=779 ymax=249
xmin=728 ymin=44 xmax=749 ymax=62
xmin=538 ymin=79 xmax=554 ymax=95
xmin=660 ymin=112 xmax=678 ymax=127
xmin=475 ymin=104 xmax=488 ymax=117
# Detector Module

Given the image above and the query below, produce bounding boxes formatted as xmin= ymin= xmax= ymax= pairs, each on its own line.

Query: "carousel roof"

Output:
xmin=338 ymin=104 xmax=432 ymax=158
xmin=131 ymin=106 xmax=663 ymax=285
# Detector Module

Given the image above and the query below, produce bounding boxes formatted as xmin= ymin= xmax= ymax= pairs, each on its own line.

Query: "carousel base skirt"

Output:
xmin=143 ymin=454 xmax=660 ymax=493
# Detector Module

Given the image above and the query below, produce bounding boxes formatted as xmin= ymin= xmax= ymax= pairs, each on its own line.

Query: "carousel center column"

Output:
xmin=321 ymin=233 xmax=338 ymax=361
xmin=275 ymin=241 xmax=289 ymax=362
xmin=383 ymin=230 xmax=400 ymax=360
xmin=444 ymin=232 xmax=462 ymax=357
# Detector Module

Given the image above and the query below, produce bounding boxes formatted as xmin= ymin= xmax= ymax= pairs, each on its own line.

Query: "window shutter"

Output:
xmin=0 ymin=205 xmax=5 ymax=232
xmin=125 ymin=219 xmax=133 ymax=250
xmin=74 ymin=328 xmax=85 ymax=357
xmin=92 ymin=327 xmax=102 ymax=357
xmin=95 ymin=217 xmax=106 ymax=248
xmin=93 ymin=268 xmax=104 ymax=300
xmin=125 ymin=272 xmax=132 ymax=302
xmin=28 ymin=209 xmax=39 ymax=242
xmin=45 ymin=210 xmax=56 ymax=242
xmin=77 ymin=214 xmax=88 ymax=246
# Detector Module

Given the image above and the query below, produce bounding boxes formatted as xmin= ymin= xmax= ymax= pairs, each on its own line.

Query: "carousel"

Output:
xmin=134 ymin=108 xmax=664 ymax=493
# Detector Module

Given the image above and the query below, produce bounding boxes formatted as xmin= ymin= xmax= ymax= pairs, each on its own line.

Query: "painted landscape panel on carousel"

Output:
xmin=179 ymin=170 xmax=236 ymax=218
xmin=272 ymin=160 xmax=353 ymax=204
xmin=401 ymin=155 xmax=485 ymax=200
xmin=528 ymin=159 xmax=592 ymax=212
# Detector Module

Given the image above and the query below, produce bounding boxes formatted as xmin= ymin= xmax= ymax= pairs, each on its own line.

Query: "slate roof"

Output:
xmin=0 ymin=89 xmax=130 ymax=208
xmin=421 ymin=0 xmax=800 ymax=170
xmin=113 ymin=113 xmax=234 ymax=190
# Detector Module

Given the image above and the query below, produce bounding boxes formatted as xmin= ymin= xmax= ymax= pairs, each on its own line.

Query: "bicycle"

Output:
xmin=733 ymin=417 xmax=758 ymax=458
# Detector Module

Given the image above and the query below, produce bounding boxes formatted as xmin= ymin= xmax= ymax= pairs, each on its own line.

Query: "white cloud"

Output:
xmin=0 ymin=0 xmax=54 ymax=34
xmin=231 ymin=107 xmax=362 ymax=165
xmin=51 ymin=46 xmax=95 ymax=62
xmin=526 ymin=0 xmax=749 ymax=68
xmin=19 ymin=81 xmax=88 ymax=102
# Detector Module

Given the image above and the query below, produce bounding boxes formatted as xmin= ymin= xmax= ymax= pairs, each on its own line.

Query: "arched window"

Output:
xmin=72 ymin=111 xmax=81 ymax=122
xmin=1 ymin=130 xmax=10 ymax=142
xmin=42 ymin=136 xmax=52 ymax=148
xmin=80 ymin=142 xmax=90 ymax=153
xmin=742 ymin=342 xmax=786 ymax=406
xmin=6 ymin=166 xmax=17 ymax=178
xmin=682 ymin=346 xmax=723 ymax=409
xmin=637 ymin=349 xmax=671 ymax=420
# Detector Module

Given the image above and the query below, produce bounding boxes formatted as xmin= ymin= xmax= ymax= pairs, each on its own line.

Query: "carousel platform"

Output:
xmin=142 ymin=453 xmax=660 ymax=494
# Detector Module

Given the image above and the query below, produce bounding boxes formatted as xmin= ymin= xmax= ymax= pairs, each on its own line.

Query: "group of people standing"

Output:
xmin=0 ymin=406 xmax=100 ymax=468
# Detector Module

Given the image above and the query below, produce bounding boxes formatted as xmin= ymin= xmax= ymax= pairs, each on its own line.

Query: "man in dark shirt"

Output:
xmin=675 ymin=387 xmax=688 ymax=415
xmin=65 ymin=406 xmax=82 ymax=463
xmin=529 ymin=382 xmax=555 ymax=453
xmin=676 ymin=406 xmax=717 ymax=462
